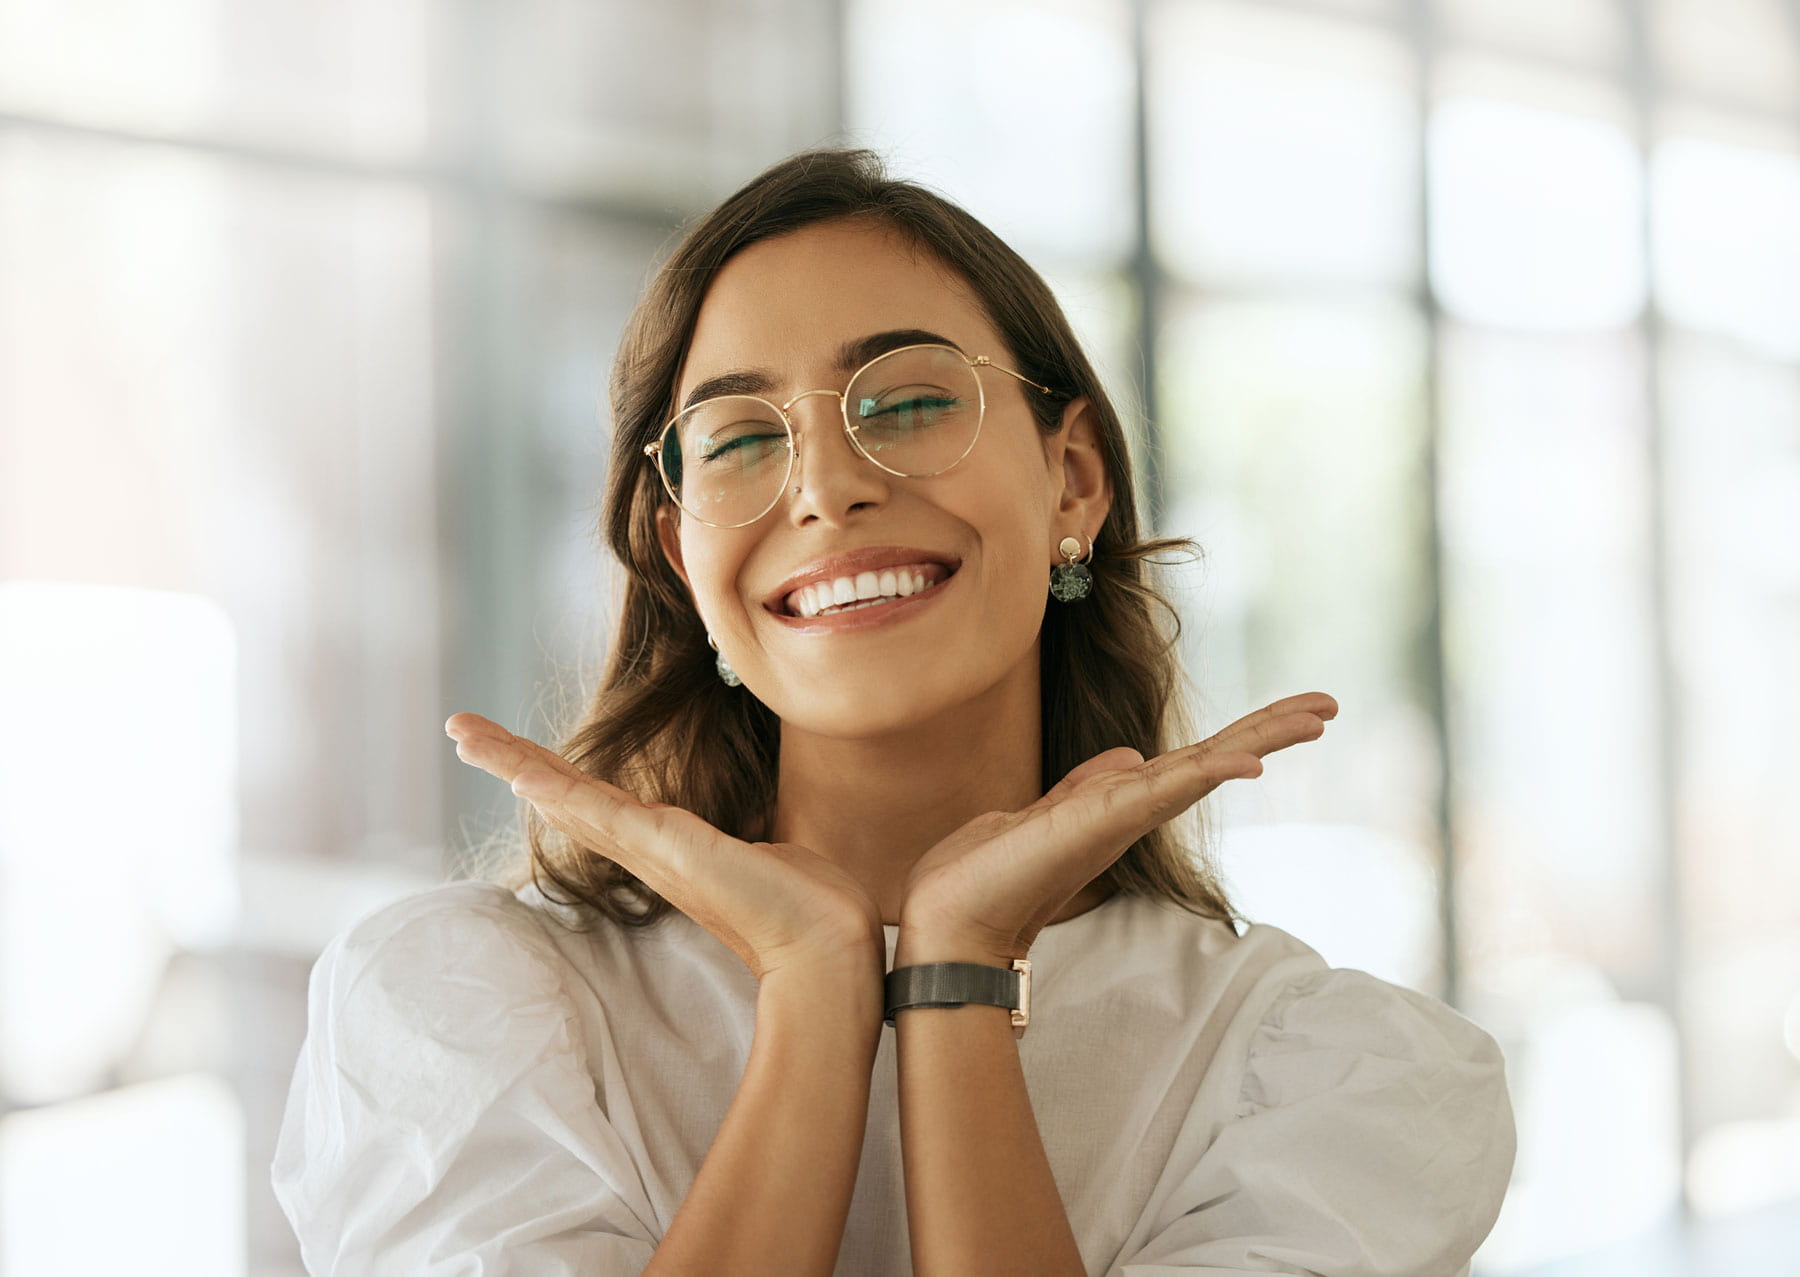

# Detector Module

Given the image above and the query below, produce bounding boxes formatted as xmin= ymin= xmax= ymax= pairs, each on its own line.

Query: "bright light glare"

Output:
xmin=1149 ymin=1 xmax=1416 ymax=287
xmin=0 ymin=581 xmax=238 ymax=1103
xmin=0 ymin=1072 xmax=243 ymax=1276
xmin=1655 ymin=137 xmax=1800 ymax=361
xmin=1216 ymin=822 xmax=1439 ymax=990
xmin=1477 ymin=1001 xmax=1682 ymax=1268
xmin=1430 ymin=97 xmax=1644 ymax=329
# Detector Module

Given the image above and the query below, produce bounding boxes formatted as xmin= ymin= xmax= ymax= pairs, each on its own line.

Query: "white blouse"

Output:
xmin=272 ymin=879 xmax=1516 ymax=1276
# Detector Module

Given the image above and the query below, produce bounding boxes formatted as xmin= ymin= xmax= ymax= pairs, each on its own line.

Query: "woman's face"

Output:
xmin=655 ymin=217 xmax=1107 ymax=738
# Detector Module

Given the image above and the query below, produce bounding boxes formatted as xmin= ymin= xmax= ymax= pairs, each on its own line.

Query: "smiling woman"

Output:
xmin=521 ymin=153 xmax=1234 ymax=933
xmin=270 ymin=146 xmax=1516 ymax=1277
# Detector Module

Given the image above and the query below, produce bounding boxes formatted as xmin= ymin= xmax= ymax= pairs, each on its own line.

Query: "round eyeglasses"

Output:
xmin=643 ymin=343 xmax=1055 ymax=528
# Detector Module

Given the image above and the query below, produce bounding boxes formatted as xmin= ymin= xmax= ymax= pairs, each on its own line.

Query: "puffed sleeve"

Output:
xmin=1109 ymin=965 xmax=1516 ymax=1277
xmin=270 ymin=884 xmax=660 ymax=1276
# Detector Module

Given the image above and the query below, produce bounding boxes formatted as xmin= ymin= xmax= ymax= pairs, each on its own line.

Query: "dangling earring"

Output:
xmin=706 ymin=631 xmax=742 ymax=687
xmin=1049 ymin=533 xmax=1094 ymax=602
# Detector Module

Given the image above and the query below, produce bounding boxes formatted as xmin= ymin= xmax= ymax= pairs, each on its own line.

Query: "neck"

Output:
xmin=765 ymin=645 xmax=1116 ymax=928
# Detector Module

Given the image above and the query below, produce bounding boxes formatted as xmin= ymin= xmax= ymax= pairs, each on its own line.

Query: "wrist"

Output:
xmin=884 ymin=944 xmax=1033 ymax=1038
xmin=758 ymin=950 xmax=885 ymax=1006
xmin=893 ymin=923 xmax=1020 ymax=971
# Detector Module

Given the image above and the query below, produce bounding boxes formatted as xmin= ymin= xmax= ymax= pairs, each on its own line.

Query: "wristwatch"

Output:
xmin=883 ymin=959 xmax=1032 ymax=1039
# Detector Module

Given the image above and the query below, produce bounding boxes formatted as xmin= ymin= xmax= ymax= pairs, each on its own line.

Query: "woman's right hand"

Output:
xmin=445 ymin=713 xmax=884 ymax=981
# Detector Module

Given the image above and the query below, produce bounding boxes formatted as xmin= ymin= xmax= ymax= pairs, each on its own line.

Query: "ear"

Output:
xmin=1045 ymin=395 xmax=1112 ymax=539
xmin=654 ymin=503 xmax=693 ymax=593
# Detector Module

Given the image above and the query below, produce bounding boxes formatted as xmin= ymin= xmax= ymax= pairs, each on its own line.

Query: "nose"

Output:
xmin=782 ymin=389 xmax=889 ymax=525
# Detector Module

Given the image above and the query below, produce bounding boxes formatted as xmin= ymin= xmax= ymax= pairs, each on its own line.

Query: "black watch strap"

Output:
xmin=884 ymin=959 xmax=1032 ymax=1038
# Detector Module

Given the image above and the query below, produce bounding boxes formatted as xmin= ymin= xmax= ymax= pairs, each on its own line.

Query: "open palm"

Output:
xmin=447 ymin=713 xmax=886 ymax=979
xmin=898 ymin=692 xmax=1338 ymax=962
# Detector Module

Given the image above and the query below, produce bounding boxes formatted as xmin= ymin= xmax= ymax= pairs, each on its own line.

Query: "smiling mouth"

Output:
xmin=781 ymin=563 xmax=957 ymax=618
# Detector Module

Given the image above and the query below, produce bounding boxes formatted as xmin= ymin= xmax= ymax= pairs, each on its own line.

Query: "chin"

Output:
xmin=776 ymin=677 xmax=959 ymax=739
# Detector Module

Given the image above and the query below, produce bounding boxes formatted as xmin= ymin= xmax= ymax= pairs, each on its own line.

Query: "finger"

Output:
xmin=1204 ymin=693 xmax=1337 ymax=744
xmin=448 ymin=717 xmax=668 ymax=845
xmin=521 ymin=790 xmax=686 ymax=907
xmin=1278 ymin=692 xmax=1337 ymax=721
xmin=1051 ymin=748 xmax=1261 ymax=848
xmin=1035 ymin=746 xmax=1146 ymax=808
xmin=1197 ymin=697 xmax=1335 ymax=760
xmin=449 ymin=715 xmax=605 ymax=791
xmin=1141 ymin=747 xmax=1264 ymax=789
xmin=446 ymin=715 xmax=721 ymax=912
xmin=509 ymin=762 xmax=711 ymax=904
xmin=1213 ymin=710 xmax=1327 ymax=759
xmin=507 ymin=759 xmax=665 ymax=839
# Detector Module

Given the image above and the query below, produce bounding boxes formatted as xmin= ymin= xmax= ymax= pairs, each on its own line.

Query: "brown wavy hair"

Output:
xmin=478 ymin=146 xmax=1245 ymax=935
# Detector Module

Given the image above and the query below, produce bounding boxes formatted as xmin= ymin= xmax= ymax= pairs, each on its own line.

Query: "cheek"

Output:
xmin=682 ymin=544 xmax=755 ymax=634
xmin=932 ymin=477 xmax=1052 ymax=621
xmin=987 ymin=553 xmax=1050 ymax=630
xmin=962 ymin=530 xmax=1051 ymax=635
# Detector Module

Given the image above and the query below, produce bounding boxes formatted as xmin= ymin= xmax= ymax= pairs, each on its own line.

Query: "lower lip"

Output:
xmin=767 ymin=570 xmax=959 ymax=633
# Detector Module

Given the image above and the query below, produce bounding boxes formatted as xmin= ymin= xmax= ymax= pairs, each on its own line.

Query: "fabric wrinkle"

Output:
xmin=271 ymin=880 xmax=1515 ymax=1277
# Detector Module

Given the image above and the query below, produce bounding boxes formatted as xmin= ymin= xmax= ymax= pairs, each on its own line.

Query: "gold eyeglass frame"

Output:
xmin=643 ymin=342 xmax=1055 ymax=529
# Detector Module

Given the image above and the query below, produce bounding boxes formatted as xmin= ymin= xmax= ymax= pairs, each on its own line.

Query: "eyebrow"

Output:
xmin=677 ymin=328 xmax=967 ymax=414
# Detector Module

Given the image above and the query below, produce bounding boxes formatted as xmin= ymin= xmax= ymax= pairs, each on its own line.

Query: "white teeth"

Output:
xmin=787 ymin=566 xmax=941 ymax=617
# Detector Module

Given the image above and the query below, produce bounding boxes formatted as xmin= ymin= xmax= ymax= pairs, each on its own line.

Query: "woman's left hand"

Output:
xmin=898 ymin=692 xmax=1338 ymax=961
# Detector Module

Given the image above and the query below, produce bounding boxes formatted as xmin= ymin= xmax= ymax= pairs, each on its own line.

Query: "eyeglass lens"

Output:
xmin=657 ymin=345 xmax=982 ymax=526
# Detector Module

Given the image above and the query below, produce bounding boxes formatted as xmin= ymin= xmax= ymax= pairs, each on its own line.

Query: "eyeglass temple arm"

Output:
xmin=972 ymin=355 xmax=1056 ymax=397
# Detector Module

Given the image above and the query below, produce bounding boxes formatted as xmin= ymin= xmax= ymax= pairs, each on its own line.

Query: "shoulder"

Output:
xmin=298 ymin=881 xmax=600 ymax=1130
xmin=1139 ymin=909 xmax=1514 ymax=1155
xmin=1108 ymin=926 xmax=1517 ymax=1274
xmin=1231 ymin=945 xmax=1518 ymax=1221
xmin=312 ymin=880 xmax=580 ymax=1049
xmin=1112 ymin=899 xmax=1339 ymax=1025
xmin=328 ymin=879 xmax=565 ymax=967
xmin=274 ymin=881 xmax=666 ymax=1267
xmin=1140 ymin=909 xmax=1506 ymax=1074
xmin=1239 ymin=955 xmax=1512 ymax=1113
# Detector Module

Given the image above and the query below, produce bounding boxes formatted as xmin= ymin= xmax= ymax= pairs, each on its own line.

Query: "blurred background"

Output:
xmin=1 ymin=0 xmax=1796 ymax=1273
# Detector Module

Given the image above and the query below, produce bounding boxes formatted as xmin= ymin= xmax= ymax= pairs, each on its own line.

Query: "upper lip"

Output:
xmin=764 ymin=545 xmax=962 ymax=614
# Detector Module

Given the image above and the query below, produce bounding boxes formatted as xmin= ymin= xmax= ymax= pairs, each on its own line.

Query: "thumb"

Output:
xmin=1039 ymin=746 xmax=1146 ymax=805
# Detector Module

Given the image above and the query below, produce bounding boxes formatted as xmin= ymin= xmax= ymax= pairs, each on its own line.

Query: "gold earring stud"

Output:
xmin=1050 ymin=533 xmax=1094 ymax=602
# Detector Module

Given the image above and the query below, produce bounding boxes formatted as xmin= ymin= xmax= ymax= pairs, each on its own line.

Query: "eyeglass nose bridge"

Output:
xmin=775 ymin=385 xmax=868 ymax=466
xmin=779 ymin=386 xmax=845 ymax=414
xmin=779 ymin=386 xmax=852 ymax=447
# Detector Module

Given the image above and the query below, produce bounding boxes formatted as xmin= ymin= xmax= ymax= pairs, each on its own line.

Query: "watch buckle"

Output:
xmin=1010 ymin=957 xmax=1031 ymax=1039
